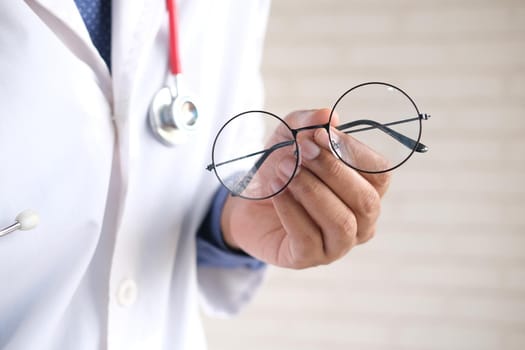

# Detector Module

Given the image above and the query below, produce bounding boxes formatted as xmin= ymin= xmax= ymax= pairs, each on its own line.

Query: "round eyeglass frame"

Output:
xmin=209 ymin=110 xmax=300 ymax=200
xmin=328 ymin=81 xmax=423 ymax=174
xmin=208 ymin=81 xmax=426 ymax=200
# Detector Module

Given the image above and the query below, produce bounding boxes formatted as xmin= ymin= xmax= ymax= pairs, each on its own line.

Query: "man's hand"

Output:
xmin=220 ymin=109 xmax=391 ymax=269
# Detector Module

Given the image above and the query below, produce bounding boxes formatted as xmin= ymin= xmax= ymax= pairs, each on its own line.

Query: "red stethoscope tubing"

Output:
xmin=167 ymin=0 xmax=181 ymax=75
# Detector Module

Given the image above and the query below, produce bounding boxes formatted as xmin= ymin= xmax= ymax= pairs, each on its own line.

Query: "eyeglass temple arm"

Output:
xmin=206 ymin=140 xmax=294 ymax=172
xmin=337 ymin=114 xmax=430 ymax=153
xmin=206 ymin=140 xmax=295 ymax=196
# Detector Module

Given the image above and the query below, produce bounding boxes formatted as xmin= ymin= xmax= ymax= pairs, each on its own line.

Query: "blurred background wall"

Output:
xmin=203 ymin=0 xmax=525 ymax=349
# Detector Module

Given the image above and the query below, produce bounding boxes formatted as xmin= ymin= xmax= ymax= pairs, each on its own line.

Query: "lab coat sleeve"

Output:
xmin=195 ymin=184 xmax=267 ymax=317
xmin=196 ymin=185 xmax=267 ymax=317
xmin=196 ymin=0 xmax=271 ymax=317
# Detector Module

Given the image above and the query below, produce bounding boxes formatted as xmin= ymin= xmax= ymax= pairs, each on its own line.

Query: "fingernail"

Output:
xmin=270 ymin=179 xmax=284 ymax=194
xmin=329 ymin=129 xmax=354 ymax=163
xmin=299 ymin=138 xmax=321 ymax=160
xmin=329 ymin=131 xmax=341 ymax=152
xmin=278 ymin=157 xmax=297 ymax=180
xmin=315 ymin=128 xmax=330 ymax=148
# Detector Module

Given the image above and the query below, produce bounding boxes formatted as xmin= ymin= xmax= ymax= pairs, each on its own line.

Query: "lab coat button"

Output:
xmin=117 ymin=279 xmax=138 ymax=307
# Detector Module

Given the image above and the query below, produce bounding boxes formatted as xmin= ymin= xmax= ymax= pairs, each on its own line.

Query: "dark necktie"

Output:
xmin=74 ymin=0 xmax=112 ymax=69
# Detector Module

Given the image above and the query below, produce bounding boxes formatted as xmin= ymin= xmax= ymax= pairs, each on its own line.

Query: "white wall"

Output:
xmin=204 ymin=1 xmax=525 ymax=349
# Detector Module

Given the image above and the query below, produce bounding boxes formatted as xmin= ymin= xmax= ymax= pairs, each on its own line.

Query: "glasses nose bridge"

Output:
xmin=291 ymin=123 xmax=330 ymax=137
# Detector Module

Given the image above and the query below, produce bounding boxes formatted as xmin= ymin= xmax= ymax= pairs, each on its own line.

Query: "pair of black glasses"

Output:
xmin=207 ymin=82 xmax=430 ymax=200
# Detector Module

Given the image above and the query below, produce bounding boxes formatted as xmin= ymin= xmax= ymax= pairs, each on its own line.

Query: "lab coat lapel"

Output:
xmin=23 ymin=0 xmax=113 ymax=102
xmin=111 ymin=0 xmax=164 ymax=110
xmin=110 ymin=0 xmax=165 ymax=205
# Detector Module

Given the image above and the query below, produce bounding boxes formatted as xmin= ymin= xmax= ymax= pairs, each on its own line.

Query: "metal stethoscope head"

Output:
xmin=149 ymin=0 xmax=198 ymax=146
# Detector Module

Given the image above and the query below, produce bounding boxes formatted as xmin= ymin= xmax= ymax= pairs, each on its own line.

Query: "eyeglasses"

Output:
xmin=206 ymin=82 xmax=430 ymax=200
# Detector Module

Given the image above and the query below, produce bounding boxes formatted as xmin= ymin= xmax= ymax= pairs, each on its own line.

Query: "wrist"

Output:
xmin=220 ymin=194 xmax=241 ymax=250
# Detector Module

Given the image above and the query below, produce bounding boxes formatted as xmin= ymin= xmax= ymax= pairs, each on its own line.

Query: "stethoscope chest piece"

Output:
xmin=149 ymin=76 xmax=199 ymax=146
xmin=149 ymin=0 xmax=199 ymax=146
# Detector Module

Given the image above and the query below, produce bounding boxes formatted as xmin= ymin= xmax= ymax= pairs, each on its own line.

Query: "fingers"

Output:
xmin=299 ymin=130 xmax=383 ymax=244
xmin=285 ymin=109 xmax=392 ymax=197
xmin=328 ymin=128 xmax=392 ymax=196
xmin=271 ymin=168 xmax=358 ymax=267
xmin=269 ymin=186 xmax=324 ymax=268
xmin=267 ymin=108 xmax=392 ymax=268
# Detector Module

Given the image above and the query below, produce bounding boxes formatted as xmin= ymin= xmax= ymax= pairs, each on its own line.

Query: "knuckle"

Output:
xmin=329 ymin=211 xmax=358 ymax=246
xmin=291 ymin=173 xmax=322 ymax=197
xmin=358 ymin=226 xmax=376 ymax=244
xmin=338 ymin=211 xmax=358 ymax=236
xmin=374 ymin=171 xmax=392 ymax=194
xmin=288 ymin=253 xmax=322 ymax=269
xmin=359 ymin=188 xmax=381 ymax=218
xmin=325 ymin=155 xmax=346 ymax=178
xmin=288 ymin=235 xmax=323 ymax=269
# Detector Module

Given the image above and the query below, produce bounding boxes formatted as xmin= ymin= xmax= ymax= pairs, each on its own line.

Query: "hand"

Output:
xmin=221 ymin=109 xmax=391 ymax=269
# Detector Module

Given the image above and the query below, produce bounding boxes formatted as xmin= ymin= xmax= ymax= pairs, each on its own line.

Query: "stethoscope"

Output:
xmin=149 ymin=0 xmax=199 ymax=146
xmin=0 ymin=210 xmax=39 ymax=238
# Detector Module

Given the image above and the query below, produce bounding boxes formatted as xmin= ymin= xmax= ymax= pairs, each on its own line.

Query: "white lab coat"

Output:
xmin=0 ymin=0 xmax=269 ymax=349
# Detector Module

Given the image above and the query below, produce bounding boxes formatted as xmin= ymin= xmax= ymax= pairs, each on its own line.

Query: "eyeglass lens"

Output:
xmin=330 ymin=82 xmax=422 ymax=173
